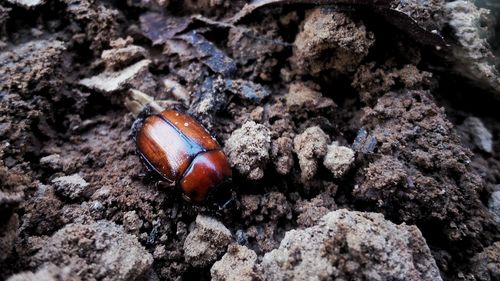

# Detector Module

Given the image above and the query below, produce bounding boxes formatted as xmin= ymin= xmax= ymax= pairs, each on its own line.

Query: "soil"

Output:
xmin=1 ymin=0 xmax=499 ymax=280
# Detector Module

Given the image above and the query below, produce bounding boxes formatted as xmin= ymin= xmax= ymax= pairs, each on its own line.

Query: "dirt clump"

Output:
xmin=183 ymin=215 xmax=233 ymax=268
xmin=323 ymin=143 xmax=355 ymax=178
xmin=258 ymin=209 xmax=442 ymax=281
xmin=52 ymin=174 xmax=89 ymax=200
xmin=225 ymin=121 xmax=271 ymax=180
xmin=0 ymin=40 xmax=65 ymax=95
xmin=210 ymin=244 xmax=257 ymax=281
xmin=470 ymin=241 xmax=500 ymax=281
xmin=30 ymin=220 xmax=153 ymax=281
xmin=293 ymin=126 xmax=330 ymax=182
xmin=357 ymin=90 xmax=497 ymax=250
xmin=291 ymin=8 xmax=375 ymax=75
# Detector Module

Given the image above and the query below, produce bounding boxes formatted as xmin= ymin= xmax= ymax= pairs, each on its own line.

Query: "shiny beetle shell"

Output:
xmin=135 ymin=110 xmax=232 ymax=202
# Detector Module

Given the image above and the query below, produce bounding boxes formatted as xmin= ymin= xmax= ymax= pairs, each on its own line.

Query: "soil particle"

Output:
xmin=122 ymin=211 xmax=143 ymax=235
xmin=20 ymin=184 xmax=64 ymax=235
xmin=210 ymin=244 xmax=257 ymax=281
xmin=295 ymin=194 xmax=336 ymax=228
xmin=457 ymin=116 xmax=494 ymax=154
xmin=241 ymin=192 xmax=292 ymax=223
xmin=352 ymin=62 xmax=433 ymax=104
xmin=183 ymin=214 xmax=233 ymax=268
xmin=51 ymin=174 xmax=89 ymax=200
xmin=31 ymin=220 xmax=153 ymax=281
xmin=63 ymin=0 xmax=119 ymax=53
xmin=227 ymin=24 xmax=284 ymax=80
xmin=291 ymin=8 xmax=375 ymax=75
xmin=0 ymin=40 xmax=65 ymax=95
xmin=286 ymin=82 xmax=335 ymax=114
xmin=357 ymin=90 xmax=497 ymax=247
xmin=7 ymin=264 xmax=80 ymax=281
xmin=224 ymin=121 xmax=271 ymax=180
xmin=270 ymin=136 xmax=294 ymax=175
xmin=259 ymin=209 xmax=442 ymax=281
xmin=323 ymin=143 xmax=355 ymax=178
xmin=293 ymin=126 xmax=330 ymax=182
xmin=470 ymin=242 xmax=500 ymax=281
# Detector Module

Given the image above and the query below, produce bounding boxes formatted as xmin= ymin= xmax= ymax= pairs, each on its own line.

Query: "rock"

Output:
xmin=489 ymin=191 xmax=500 ymax=226
xmin=293 ymin=126 xmax=330 ymax=181
xmin=79 ymin=59 xmax=154 ymax=93
xmin=458 ymin=116 xmax=493 ymax=153
xmin=183 ymin=215 xmax=232 ymax=267
xmin=323 ymin=143 xmax=355 ymax=178
xmin=52 ymin=174 xmax=88 ymax=200
xmin=32 ymin=220 xmax=153 ymax=281
xmin=211 ymin=244 xmax=257 ymax=281
xmin=7 ymin=264 xmax=80 ymax=281
xmin=291 ymin=8 xmax=374 ymax=75
xmin=225 ymin=121 xmax=271 ymax=180
xmin=470 ymin=242 xmax=500 ymax=281
xmin=260 ymin=209 xmax=442 ymax=281
xmin=445 ymin=1 xmax=500 ymax=95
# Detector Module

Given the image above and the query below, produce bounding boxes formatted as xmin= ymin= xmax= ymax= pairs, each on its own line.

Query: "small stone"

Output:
xmin=323 ymin=143 xmax=355 ymax=178
xmin=183 ymin=215 xmax=233 ymax=267
xmin=52 ymin=174 xmax=88 ymax=200
xmin=211 ymin=244 xmax=257 ymax=281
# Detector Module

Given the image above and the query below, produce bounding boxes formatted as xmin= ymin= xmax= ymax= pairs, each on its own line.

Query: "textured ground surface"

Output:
xmin=1 ymin=0 xmax=499 ymax=280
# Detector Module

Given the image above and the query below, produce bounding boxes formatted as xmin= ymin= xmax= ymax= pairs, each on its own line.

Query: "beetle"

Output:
xmin=134 ymin=109 xmax=232 ymax=202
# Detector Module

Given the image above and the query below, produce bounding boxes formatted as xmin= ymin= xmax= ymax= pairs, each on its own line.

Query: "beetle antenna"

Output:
xmin=125 ymin=89 xmax=163 ymax=116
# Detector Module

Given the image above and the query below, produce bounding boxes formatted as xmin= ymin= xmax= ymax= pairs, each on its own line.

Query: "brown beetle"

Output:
xmin=134 ymin=109 xmax=232 ymax=202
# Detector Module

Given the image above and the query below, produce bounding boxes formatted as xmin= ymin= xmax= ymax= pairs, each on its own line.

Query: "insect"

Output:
xmin=134 ymin=109 xmax=232 ymax=202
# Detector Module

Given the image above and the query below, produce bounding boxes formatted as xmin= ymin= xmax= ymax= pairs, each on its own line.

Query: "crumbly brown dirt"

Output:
xmin=0 ymin=0 xmax=499 ymax=280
